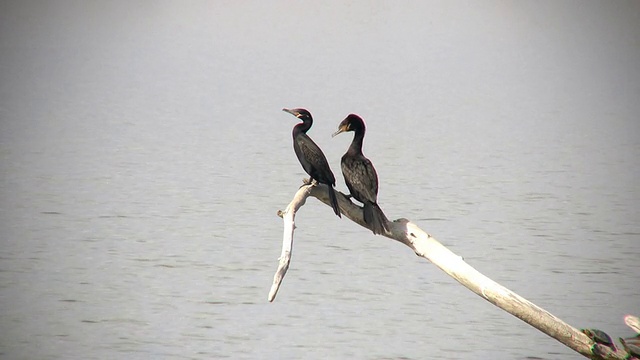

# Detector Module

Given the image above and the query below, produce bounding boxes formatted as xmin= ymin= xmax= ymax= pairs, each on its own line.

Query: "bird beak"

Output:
xmin=332 ymin=125 xmax=347 ymax=138
xmin=282 ymin=108 xmax=299 ymax=117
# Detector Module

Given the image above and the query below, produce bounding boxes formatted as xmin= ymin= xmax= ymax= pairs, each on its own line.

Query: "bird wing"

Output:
xmin=295 ymin=134 xmax=335 ymax=184
xmin=341 ymin=156 xmax=379 ymax=203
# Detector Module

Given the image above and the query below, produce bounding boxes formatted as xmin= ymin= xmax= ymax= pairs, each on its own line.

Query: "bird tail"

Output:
xmin=364 ymin=202 xmax=389 ymax=235
xmin=328 ymin=186 xmax=341 ymax=218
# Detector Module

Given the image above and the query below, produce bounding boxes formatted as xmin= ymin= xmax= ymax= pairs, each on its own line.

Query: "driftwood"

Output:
xmin=269 ymin=181 xmax=635 ymax=360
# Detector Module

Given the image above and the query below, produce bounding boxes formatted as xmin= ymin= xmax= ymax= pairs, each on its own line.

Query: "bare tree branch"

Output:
xmin=268 ymin=184 xmax=314 ymax=302
xmin=270 ymin=182 xmax=630 ymax=359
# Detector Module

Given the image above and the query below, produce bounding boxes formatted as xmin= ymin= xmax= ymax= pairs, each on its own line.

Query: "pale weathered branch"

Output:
xmin=268 ymin=183 xmax=314 ymax=302
xmin=270 ymin=182 xmax=629 ymax=359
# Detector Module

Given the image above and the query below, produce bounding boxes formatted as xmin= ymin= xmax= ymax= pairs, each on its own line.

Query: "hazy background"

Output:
xmin=1 ymin=1 xmax=639 ymax=359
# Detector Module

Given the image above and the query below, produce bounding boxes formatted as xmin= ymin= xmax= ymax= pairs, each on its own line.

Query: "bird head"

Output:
xmin=282 ymin=108 xmax=312 ymax=122
xmin=332 ymin=114 xmax=365 ymax=137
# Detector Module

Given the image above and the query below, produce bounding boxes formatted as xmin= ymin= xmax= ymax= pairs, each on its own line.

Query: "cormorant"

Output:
xmin=283 ymin=108 xmax=341 ymax=218
xmin=333 ymin=114 xmax=389 ymax=234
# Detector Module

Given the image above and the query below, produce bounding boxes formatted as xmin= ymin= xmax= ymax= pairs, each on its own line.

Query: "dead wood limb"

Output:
xmin=268 ymin=183 xmax=314 ymax=302
xmin=270 ymin=182 xmax=628 ymax=359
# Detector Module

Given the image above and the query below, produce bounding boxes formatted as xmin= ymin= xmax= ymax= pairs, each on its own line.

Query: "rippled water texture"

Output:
xmin=1 ymin=2 xmax=639 ymax=359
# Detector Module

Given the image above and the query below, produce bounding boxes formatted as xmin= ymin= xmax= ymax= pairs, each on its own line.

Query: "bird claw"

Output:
xmin=301 ymin=178 xmax=317 ymax=186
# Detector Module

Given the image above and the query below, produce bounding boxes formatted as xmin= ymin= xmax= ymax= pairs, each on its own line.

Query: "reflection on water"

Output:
xmin=1 ymin=2 xmax=639 ymax=359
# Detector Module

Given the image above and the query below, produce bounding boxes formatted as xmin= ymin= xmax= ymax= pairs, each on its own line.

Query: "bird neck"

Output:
xmin=348 ymin=129 xmax=365 ymax=154
xmin=293 ymin=120 xmax=311 ymax=135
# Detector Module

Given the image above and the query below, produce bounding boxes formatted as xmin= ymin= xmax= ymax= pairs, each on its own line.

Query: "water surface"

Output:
xmin=1 ymin=2 xmax=639 ymax=359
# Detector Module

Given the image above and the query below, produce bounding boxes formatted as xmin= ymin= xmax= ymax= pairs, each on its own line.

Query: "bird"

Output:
xmin=333 ymin=114 xmax=389 ymax=234
xmin=282 ymin=108 xmax=341 ymax=217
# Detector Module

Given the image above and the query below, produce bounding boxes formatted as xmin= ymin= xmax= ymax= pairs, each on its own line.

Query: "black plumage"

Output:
xmin=283 ymin=108 xmax=341 ymax=217
xmin=333 ymin=114 xmax=389 ymax=234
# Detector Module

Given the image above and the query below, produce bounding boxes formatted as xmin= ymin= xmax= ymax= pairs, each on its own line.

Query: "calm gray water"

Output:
xmin=1 ymin=1 xmax=639 ymax=359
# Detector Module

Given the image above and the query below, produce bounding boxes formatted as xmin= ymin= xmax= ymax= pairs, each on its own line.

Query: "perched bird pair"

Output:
xmin=282 ymin=108 xmax=389 ymax=235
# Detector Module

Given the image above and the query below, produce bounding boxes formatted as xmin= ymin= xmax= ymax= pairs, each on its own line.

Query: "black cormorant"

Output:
xmin=333 ymin=114 xmax=389 ymax=234
xmin=283 ymin=108 xmax=341 ymax=218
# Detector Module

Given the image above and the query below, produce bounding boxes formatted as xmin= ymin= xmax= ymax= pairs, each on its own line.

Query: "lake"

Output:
xmin=1 ymin=1 xmax=639 ymax=359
